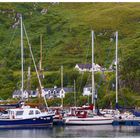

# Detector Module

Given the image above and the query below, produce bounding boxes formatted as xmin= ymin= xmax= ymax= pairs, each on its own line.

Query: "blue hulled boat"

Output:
xmin=0 ymin=106 xmax=55 ymax=128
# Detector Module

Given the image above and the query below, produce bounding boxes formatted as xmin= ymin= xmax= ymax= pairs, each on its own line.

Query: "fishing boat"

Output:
xmin=63 ymin=30 xmax=113 ymax=125
xmin=0 ymin=105 xmax=54 ymax=128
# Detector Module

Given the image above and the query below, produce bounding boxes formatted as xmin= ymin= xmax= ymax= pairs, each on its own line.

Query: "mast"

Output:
xmin=115 ymin=31 xmax=118 ymax=109
xmin=20 ymin=15 xmax=24 ymax=100
xmin=61 ymin=65 xmax=63 ymax=108
xmin=74 ymin=79 xmax=76 ymax=107
xmin=91 ymin=30 xmax=95 ymax=109
xmin=23 ymin=24 xmax=49 ymax=109
xmin=27 ymin=66 xmax=31 ymax=99
xmin=38 ymin=34 xmax=43 ymax=99
xmin=40 ymin=34 xmax=43 ymax=71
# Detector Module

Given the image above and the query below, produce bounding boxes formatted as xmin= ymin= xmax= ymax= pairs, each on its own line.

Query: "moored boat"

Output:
xmin=63 ymin=30 xmax=113 ymax=125
xmin=63 ymin=109 xmax=113 ymax=125
xmin=64 ymin=117 xmax=113 ymax=125
xmin=0 ymin=105 xmax=54 ymax=128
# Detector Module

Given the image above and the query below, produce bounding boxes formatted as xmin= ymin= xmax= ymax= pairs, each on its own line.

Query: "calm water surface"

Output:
xmin=0 ymin=125 xmax=140 ymax=138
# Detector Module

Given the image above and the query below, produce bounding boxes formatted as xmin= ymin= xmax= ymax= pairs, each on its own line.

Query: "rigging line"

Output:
xmin=85 ymin=72 xmax=91 ymax=86
xmin=77 ymin=41 xmax=90 ymax=94
xmin=8 ymin=28 xmax=17 ymax=48
xmin=23 ymin=23 xmax=49 ymax=110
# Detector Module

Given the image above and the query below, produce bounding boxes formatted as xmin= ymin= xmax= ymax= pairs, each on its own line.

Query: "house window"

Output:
xmin=29 ymin=110 xmax=34 ymax=115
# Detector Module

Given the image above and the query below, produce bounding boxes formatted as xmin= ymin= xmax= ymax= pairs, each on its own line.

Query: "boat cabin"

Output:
xmin=5 ymin=106 xmax=42 ymax=119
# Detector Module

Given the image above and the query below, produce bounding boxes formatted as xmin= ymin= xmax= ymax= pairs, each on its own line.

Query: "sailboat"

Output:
xmin=112 ymin=32 xmax=139 ymax=125
xmin=63 ymin=30 xmax=113 ymax=125
xmin=0 ymin=15 xmax=54 ymax=128
xmin=53 ymin=65 xmax=65 ymax=125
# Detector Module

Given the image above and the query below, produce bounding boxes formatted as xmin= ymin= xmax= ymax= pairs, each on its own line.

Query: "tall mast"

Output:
xmin=40 ymin=34 xmax=43 ymax=71
xmin=20 ymin=15 xmax=24 ymax=100
xmin=115 ymin=31 xmax=118 ymax=109
xmin=74 ymin=79 xmax=76 ymax=107
xmin=61 ymin=65 xmax=63 ymax=108
xmin=27 ymin=66 xmax=31 ymax=94
xmin=23 ymin=24 xmax=49 ymax=109
xmin=38 ymin=34 xmax=43 ymax=99
xmin=91 ymin=30 xmax=95 ymax=109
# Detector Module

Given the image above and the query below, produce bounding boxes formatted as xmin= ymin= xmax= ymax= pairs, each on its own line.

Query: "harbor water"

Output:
xmin=0 ymin=125 xmax=140 ymax=138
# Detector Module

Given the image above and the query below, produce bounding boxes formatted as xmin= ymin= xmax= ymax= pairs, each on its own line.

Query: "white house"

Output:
xmin=13 ymin=90 xmax=39 ymax=99
xmin=82 ymin=86 xmax=92 ymax=96
xmin=43 ymin=86 xmax=73 ymax=99
xmin=75 ymin=63 xmax=104 ymax=73
xmin=12 ymin=90 xmax=29 ymax=99
xmin=12 ymin=87 xmax=73 ymax=99
xmin=59 ymin=88 xmax=65 ymax=98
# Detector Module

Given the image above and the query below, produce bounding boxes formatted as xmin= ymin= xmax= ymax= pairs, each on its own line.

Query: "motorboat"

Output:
xmin=0 ymin=105 xmax=55 ymax=128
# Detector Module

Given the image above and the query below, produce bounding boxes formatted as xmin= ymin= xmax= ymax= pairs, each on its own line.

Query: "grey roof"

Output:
xmin=77 ymin=64 xmax=92 ymax=69
xmin=44 ymin=88 xmax=53 ymax=92
xmin=44 ymin=87 xmax=73 ymax=93
xmin=13 ymin=90 xmax=22 ymax=96
xmin=44 ymin=87 xmax=73 ymax=99
xmin=13 ymin=90 xmax=35 ymax=96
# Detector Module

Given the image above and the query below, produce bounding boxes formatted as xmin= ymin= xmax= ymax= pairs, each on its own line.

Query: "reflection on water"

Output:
xmin=0 ymin=125 xmax=140 ymax=138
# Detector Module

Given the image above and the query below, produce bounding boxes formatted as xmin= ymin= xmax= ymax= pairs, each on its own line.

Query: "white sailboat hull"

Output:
xmin=63 ymin=117 xmax=113 ymax=125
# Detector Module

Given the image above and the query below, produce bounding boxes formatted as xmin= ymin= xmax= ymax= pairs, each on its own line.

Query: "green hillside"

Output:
xmin=0 ymin=3 xmax=139 ymax=107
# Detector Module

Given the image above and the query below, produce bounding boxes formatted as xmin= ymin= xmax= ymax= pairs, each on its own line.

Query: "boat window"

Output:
xmin=29 ymin=110 xmax=34 ymax=115
xmin=16 ymin=111 xmax=24 ymax=116
xmin=35 ymin=110 xmax=40 ymax=114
